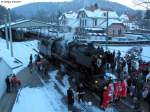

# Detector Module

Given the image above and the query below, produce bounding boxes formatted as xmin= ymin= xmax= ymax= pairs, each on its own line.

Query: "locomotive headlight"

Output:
xmin=95 ymin=80 xmax=98 ymax=84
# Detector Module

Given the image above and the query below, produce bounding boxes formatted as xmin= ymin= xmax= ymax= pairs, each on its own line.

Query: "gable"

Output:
xmin=77 ymin=11 xmax=87 ymax=18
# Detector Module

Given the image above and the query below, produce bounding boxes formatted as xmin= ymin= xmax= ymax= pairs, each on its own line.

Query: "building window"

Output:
xmin=82 ymin=13 xmax=85 ymax=18
xmin=80 ymin=12 xmax=86 ymax=18
xmin=103 ymin=13 xmax=106 ymax=17
xmin=80 ymin=19 xmax=83 ymax=27
xmin=80 ymin=19 xmax=82 ymax=27
xmin=93 ymin=19 xmax=97 ymax=26
xmin=80 ymin=19 xmax=86 ymax=27
xmin=84 ymin=19 xmax=86 ymax=27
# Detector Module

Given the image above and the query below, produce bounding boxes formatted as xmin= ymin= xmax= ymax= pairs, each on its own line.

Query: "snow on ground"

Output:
xmin=106 ymin=45 xmax=150 ymax=61
xmin=12 ymin=71 xmax=68 ymax=112
xmin=12 ymin=87 xmax=52 ymax=112
xmin=12 ymin=70 xmax=116 ymax=112
xmin=0 ymin=38 xmax=38 ymax=74
xmin=49 ymin=70 xmax=105 ymax=112
xmin=112 ymin=34 xmax=149 ymax=42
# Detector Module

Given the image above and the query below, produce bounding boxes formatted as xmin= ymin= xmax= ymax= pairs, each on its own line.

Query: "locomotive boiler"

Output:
xmin=38 ymin=37 xmax=114 ymax=92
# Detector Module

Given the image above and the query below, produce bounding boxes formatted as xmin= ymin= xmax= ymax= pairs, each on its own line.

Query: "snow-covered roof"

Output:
xmin=78 ymin=8 xmax=119 ymax=19
xmin=0 ymin=20 xmax=50 ymax=29
xmin=59 ymin=12 xmax=77 ymax=20
xmin=67 ymin=19 xmax=79 ymax=28
xmin=108 ymin=11 xmax=119 ymax=19
xmin=0 ymin=20 xmax=29 ymax=29
xmin=99 ymin=19 xmax=122 ymax=28
xmin=59 ymin=12 xmax=79 ymax=28
xmin=85 ymin=27 xmax=104 ymax=31
xmin=64 ymin=12 xmax=77 ymax=19
xmin=120 ymin=14 xmax=129 ymax=22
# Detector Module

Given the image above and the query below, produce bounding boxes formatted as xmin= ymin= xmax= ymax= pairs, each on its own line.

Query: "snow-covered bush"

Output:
xmin=125 ymin=47 xmax=143 ymax=62
xmin=125 ymin=47 xmax=143 ymax=71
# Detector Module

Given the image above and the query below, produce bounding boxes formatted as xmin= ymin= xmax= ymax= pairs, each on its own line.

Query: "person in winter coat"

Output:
xmin=118 ymin=80 xmax=123 ymax=100
xmin=77 ymin=83 xmax=85 ymax=103
xmin=67 ymin=87 xmax=74 ymax=112
xmin=28 ymin=54 xmax=33 ymax=73
xmin=114 ymin=80 xmax=119 ymax=101
xmin=35 ymin=54 xmax=41 ymax=71
xmin=11 ymin=75 xmax=21 ymax=92
xmin=147 ymin=89 xmax=150 ymax=112
xmin=36 ymin=54 xmax=41 ymax=63
xmin=29 ymin=54 xmax=33 ymax=64
xmin=129 ymin=84 xmax=136 ymax=97
xmin=101 ymin=86 xmax=111 ymax=110
xmin=142 ymin=87 xmax=148 ymax=101
xmin=5 ymin=76 xmax=11 ymax=93
xmin=121 ymin=79 xmax=128 ymax=98
xmin=107 ymin=80 xmax=114 ymax=102
xmin=133 ymin=97 xmax=141 ymax=111
xmin=100 ymin=85 xmax=105 ymax=106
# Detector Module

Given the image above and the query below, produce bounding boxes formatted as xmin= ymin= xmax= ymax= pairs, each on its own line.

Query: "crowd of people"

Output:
xmin=66 ymin=46 xmax=150 ymax=112
xmin=99 ymin=48 xmax=150 ymax=111
xmin=28 ymin=54 xmax=49 ymax=79
xmin=5 ymin=74 xmax=21 ymax=93
xmin=4 ymin=49 xmax=149 ymax=112
xmin=35 ymin=54 xmax=49 ymax=76
xmin=30 ymin=48 xmax=150 ymax=112
xmin=67 ymin=83 xmax=86 ymax=112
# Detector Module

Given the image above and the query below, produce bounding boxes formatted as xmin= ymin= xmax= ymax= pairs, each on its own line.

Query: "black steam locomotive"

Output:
xmin=38 ymin=37 xmax=115 ymax=91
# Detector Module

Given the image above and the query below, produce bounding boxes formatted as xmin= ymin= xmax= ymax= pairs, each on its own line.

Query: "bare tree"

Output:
xmin=134 ymin=0 xmax=150 ymax=8
xmin=133 ymin=0 xmax=150 ymax=29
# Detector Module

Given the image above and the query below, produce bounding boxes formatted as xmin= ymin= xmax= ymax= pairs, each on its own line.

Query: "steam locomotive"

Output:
xmin=38 ymin=37 xmax=115 ymax=92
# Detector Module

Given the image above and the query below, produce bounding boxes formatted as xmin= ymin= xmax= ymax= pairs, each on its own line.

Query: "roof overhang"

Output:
xmin=0 ymin=20 xmax=51 ymax=29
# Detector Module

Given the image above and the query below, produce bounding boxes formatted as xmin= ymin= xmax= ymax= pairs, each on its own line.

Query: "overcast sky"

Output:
xmin=0 ymin=0 xmax=143 ymax=9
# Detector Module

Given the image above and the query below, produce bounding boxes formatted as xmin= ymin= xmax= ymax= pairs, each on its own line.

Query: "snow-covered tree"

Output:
xmin=125 ymin=47 xmax=143 ymax=62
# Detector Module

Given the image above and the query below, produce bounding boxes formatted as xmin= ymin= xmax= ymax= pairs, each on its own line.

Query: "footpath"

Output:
xmin=0 ymin=67 xmax=42 ymax=112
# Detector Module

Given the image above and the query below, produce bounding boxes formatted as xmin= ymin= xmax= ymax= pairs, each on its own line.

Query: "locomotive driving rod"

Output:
xmin=52 ymin=53 xmax=77 ymax=68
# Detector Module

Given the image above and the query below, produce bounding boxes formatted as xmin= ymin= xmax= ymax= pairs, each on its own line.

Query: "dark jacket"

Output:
xmin=77 ymin=85 xmax=84 ymax=95
xmin=67 ymin=89 xmax=74 ymax=105
xmin=147 ymin=91 xmax=150 ymax=103
xmin=5 ymin=77 xmax=10 ymax=85
xmin=30 ymin=55 xmax=33 ymax=61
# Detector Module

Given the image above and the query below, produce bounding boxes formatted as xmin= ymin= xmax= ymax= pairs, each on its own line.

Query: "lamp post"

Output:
xmin=8 ymin=8 xmax=13 ymax=57
xmin=4 ymin=14 xmax=9 ymax=49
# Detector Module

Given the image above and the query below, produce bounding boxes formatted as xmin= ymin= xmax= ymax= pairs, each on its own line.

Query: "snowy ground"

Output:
xmin=107 ymin=45 xmax=150 ymax=61
xmin=1 ymin=36 xmax=148 ymax=112
xmin=0 ymin=38 xmax=38 ymax=74
xmin=12 ymin=70 xmax=115 ymax=112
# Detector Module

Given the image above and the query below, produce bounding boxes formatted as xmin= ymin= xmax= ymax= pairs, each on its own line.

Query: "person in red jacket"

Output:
xmin=117 ymin=80 xmax=122 ymax=100
xmin=121 ymin=78 xmax=128 ymax=98
xmin=107 ymin=80 xmax=114 ymax=102
xmin=11 ymin=75 xmax=21 ymax=92
xmin=101 ymin=86 xmax=110 ymax=110
xmin=114 ymin=80 xmax=119 ymax=101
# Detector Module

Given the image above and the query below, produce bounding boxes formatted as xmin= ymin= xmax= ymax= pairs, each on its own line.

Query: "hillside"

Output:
xmin=12 ymin=0 xmax=135 ymax=18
